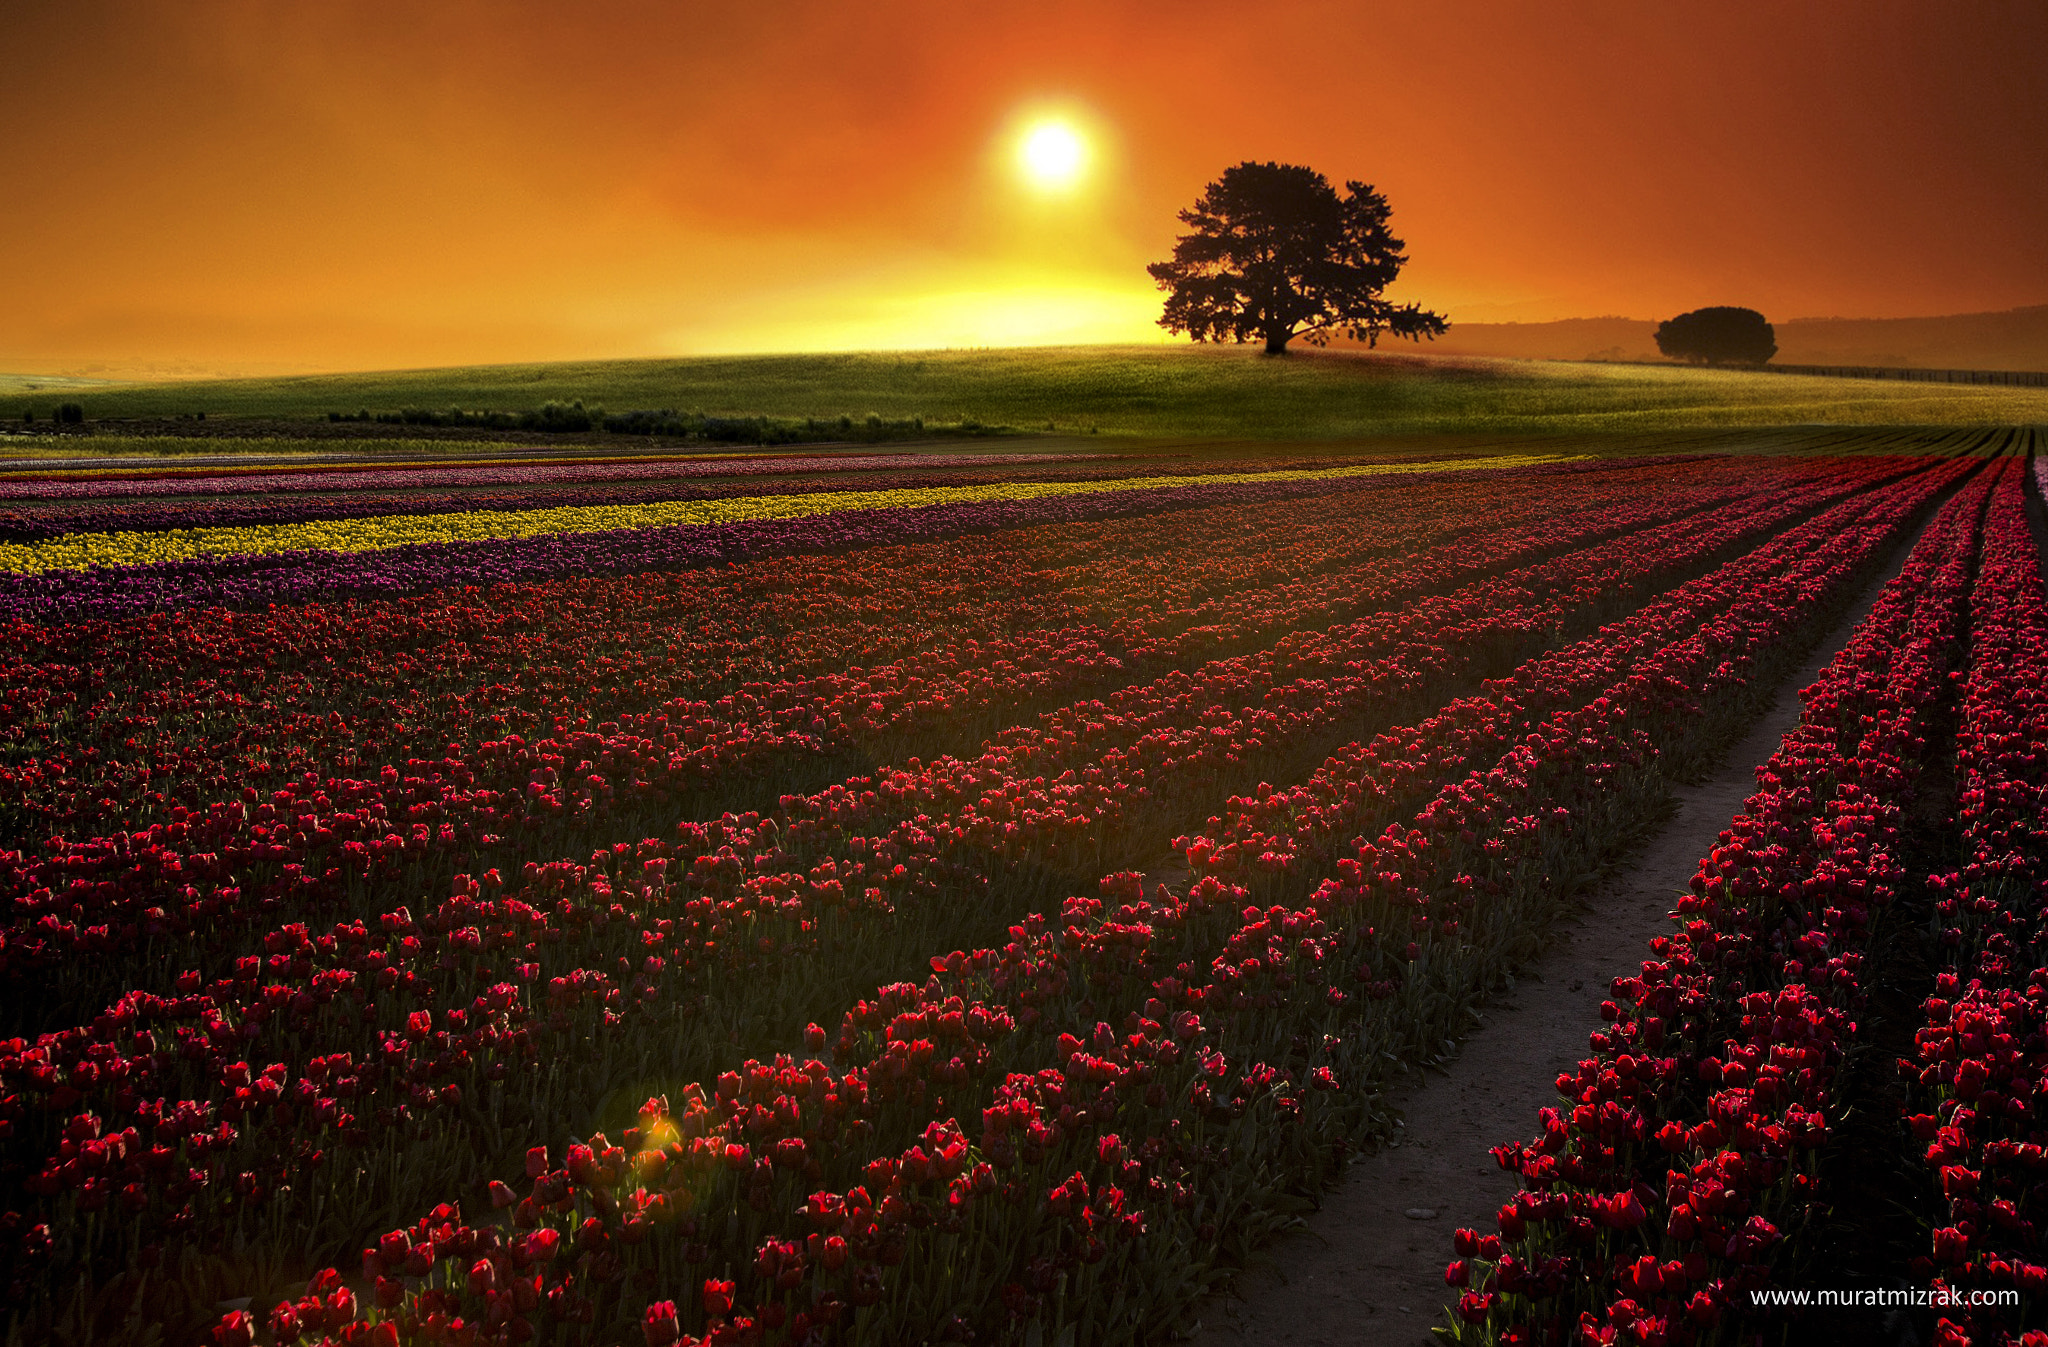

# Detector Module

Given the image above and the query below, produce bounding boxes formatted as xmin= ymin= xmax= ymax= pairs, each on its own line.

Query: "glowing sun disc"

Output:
xmin=1018 ymin=121 xmax=1086 ymax=189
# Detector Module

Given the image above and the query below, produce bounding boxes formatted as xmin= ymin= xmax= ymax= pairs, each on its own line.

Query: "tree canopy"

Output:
xmin=1148 ymin=161 xmax=1446 ymax=355
xmin=1654 ymin=306 xmax=1778 ymax=365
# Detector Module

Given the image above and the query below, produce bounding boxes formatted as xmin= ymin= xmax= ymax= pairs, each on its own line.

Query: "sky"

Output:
xmin=5 ymin=0 xmax=2046 ymax=376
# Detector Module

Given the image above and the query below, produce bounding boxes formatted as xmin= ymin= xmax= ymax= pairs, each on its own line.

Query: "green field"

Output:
xmin=1 ymin=345 xmax=2043 ymax=448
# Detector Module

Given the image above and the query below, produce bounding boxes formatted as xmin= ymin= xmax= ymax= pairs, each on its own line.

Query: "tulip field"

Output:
xmin=1447 ymin=444 xmax=2048 ymax=1346
xmin=0 ymin=434 xmax=2042 ymax=1346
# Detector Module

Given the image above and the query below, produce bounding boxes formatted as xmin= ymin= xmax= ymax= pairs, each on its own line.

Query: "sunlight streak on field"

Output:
xmin=680 ymin=275 xmax=1164 ymax=354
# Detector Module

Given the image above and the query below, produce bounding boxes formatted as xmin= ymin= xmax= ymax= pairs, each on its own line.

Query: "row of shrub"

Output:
xmin=16 ymin=403 xmax=86 ymax=425
xmin=325 ymin=403 xmax=1016 ymax=444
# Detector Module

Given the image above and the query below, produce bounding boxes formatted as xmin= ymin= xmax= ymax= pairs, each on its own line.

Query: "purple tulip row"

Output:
xmin=0 ymin=457 xmax=1592 ymax=622
xmin=0 ymin=461 xmax=1232 ymax=542
xmin=0 ymin=450 xmax=1101 ymax=501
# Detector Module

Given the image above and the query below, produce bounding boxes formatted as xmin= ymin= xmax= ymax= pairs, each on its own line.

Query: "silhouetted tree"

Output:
xmin=1654 ymin=307 xmax=1777 ymax=365
xmin=1148 ymin=161 xmax=1447 ymax=355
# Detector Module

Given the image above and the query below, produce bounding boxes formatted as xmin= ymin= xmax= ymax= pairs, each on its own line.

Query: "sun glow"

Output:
xmin=1017 ymin=119 xmax=1087 ymax=190
xmin=678 ymin=268 xmax=1163 ymax=353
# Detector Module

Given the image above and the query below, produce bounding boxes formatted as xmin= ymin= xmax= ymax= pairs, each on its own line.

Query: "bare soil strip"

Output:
xmin=1186 ymin=520 xmax=1929 ymax=1346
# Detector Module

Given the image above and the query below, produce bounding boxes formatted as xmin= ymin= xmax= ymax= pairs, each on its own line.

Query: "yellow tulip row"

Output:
xmin=0 ymin=454 xmax=1583 ymax=576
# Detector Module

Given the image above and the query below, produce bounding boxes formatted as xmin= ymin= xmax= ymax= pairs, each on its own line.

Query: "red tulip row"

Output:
xmin=1442 ymin=459 xmax=2001 ymax=1346
xmin=205 ymin=658 xmax=1661 ymax=1343
xmin=9 ymin=458 xmax=1761 ymax=838
xmin=0 ymin=458 xmax=1704 ymax=851
xmin=197 ymin=459 xmax=1965 ymax=1345
xmin=1174 ymin=456 xmax=1963 ymax=896
xmin=0 ymin=465 xmax=1876 ymax=1328
xmin=1899 ymin=461 xmax=2048 ymax=1345
xmin=758 ymin=471 xmax=1857 ymax=871
xmin=0 ymin=472 xmax=1564 ymax=897
xmin=0 ymin=464 xmax=1803 ymax=1028
xmin=0 ymin=456 xmax=1820 ymax=847
xmin=0 ymin=472 xmax=1407 ymax=821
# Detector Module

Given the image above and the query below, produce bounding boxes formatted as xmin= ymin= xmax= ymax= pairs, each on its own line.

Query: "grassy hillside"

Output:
xmin=2 ymin=344 xmax=2045 ymax=441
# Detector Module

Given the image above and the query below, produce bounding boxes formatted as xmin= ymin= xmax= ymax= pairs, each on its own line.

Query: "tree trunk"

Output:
xmin=1263 ymin=330 xmax=1291 ymax=355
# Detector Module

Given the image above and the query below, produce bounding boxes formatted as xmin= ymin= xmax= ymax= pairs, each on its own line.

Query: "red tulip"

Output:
xmin=643 ymin=1301 xmax=681 ymax=1347
xmin=212 ymin=1311 xmax=257 ymax=1347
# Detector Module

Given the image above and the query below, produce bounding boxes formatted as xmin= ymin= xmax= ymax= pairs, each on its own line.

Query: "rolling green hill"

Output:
xmin=2 ymin=344 xmax=2044 ymax=444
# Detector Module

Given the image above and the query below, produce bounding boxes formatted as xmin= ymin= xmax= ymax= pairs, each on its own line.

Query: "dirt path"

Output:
xmin=1186 ymin=530 xmax=1922 ymax=1346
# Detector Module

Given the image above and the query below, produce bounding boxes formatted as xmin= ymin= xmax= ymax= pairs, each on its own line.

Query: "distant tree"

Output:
xmin=1148 ymin=161 xmax=1447 ymax=355
xmin=56 ymin=402 xmax=83 ymax=424
xmin=1654 ymin=307 xmax=1777 ymax=365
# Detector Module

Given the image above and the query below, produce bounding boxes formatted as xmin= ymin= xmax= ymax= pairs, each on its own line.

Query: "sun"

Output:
xmin=1017 ymin=119 xmax=1088 ymax=191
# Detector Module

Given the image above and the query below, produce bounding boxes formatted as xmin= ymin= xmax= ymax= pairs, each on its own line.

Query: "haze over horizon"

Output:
xmin=8 ymin=1 xmax=2046 ymax=378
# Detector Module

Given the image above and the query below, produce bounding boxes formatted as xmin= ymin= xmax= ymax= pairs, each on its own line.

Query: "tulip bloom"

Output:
xmin=644 ymin=1301 xmax=681 ymax=1347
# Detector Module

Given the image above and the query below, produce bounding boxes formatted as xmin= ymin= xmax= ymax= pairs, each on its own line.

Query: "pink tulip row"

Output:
xmin=0 ymin=463 xmax=1880 ymax=1335
xmin=0 ymin=457 xmax=1687 ymax=861
xmin=1899 ymin=461 xmax=2048 ymax=1345
xmin=1 ymin=457 xmax=1748 ymax=843
xmin=1443 ymin=460 xmax=2005 ymax=1345
xmin=0 ymin=470 xmax=1579 ymax=961
xmin=213 ymin=610 xmax=1694 ymax=1345
xmin=0 ymin=483 xmax=1713 ymax=1141
xmin=1175 ymin=456 xmax=1956 ymax=894
xmin=0 ymin=463 xmax=1790 ymax=1027
xmin=195 ymin=459 xmax=1969 ymax=1345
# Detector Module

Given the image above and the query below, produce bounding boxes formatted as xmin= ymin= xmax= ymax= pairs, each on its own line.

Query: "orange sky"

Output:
xmin=6 ymin=0 xmax=2046 ymax=375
